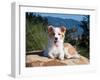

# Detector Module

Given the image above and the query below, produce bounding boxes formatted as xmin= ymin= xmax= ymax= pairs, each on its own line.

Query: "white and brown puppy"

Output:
xmin=43 ymin=25 xmax=80 ymax=60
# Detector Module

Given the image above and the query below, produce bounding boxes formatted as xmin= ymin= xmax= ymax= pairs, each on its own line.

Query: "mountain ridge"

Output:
xmin=45 ymin=16 xmax=83 ymax=39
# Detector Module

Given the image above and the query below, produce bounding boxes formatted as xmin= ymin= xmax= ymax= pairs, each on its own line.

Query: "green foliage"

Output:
xmin=26 ymin=13 xmax=48 ymax=51
xmin=79 ymin=15 xmax=90 ymax=58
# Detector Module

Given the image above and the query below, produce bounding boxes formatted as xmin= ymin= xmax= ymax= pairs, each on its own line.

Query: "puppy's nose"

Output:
xmin=55 ymin=37 xmax=58 ymax=40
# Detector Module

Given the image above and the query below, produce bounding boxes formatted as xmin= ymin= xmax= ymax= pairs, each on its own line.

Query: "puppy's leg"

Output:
xmin=65 ymin=53 xmax=73 ymax=59
xmin=48 ymin=51 xmax=55 ymax=59
xmin=64 ymin=48 xmax=71 ymax=58
xmin=72 ymin=53 xmax=80 ymax=58
xmin=59 ymin=50 xmax=64 ymax=60
xmin=64 ymin=43 xmax=80 ymax=59
xmin=64 ymin=49 xmax=80 ymax=59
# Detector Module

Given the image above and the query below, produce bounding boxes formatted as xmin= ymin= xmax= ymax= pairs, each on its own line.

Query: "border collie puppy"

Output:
xmin=43 ymin=25 xmax=80 ymax=60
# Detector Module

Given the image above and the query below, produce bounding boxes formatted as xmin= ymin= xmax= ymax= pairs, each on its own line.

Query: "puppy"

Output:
xmin=43 ymin=25 xmax=80 ymax=60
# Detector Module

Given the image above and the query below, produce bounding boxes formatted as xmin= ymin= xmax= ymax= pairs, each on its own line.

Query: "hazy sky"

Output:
xmin=36 ymin=12 xmax=85 ymax=21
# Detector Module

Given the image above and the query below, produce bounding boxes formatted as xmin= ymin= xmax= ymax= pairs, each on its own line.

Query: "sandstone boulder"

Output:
xmin=26 ymin=50 xmax=89 ymax=67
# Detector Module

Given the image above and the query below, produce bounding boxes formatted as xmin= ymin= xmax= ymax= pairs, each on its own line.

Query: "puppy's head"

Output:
xmin=48 ymin=25 xmax=66 ymax=44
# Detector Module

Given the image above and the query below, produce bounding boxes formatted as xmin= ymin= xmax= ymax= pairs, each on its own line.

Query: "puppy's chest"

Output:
xmin=51 ymin=45 xmax=63 ymax=53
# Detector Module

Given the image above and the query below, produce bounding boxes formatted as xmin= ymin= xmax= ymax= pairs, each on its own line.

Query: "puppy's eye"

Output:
xmin=53 ymin=33 xmax=55 ymax=36
xmin=58 ymin=33 xmax=61 ymax=35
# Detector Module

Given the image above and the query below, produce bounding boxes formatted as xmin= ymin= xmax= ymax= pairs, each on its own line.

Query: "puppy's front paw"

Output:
xmin=59 ymin=57 xmax=64 ymax=60
xmin=59 ymin=55 xmax=64 ymax=60
xmin=48 ymin=54 xmax=55 ymax=59
xmin=67 ymin=54 xmax=80 ymax=59
xmin=74 ymin=54 xmax=80 ymax=58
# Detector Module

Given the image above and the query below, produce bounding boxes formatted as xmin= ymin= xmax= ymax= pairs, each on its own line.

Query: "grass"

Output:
xmin=78 ymin=47 xmax=89 ymax=59
xmin=26 ymin=21 xmax=48 ymax=51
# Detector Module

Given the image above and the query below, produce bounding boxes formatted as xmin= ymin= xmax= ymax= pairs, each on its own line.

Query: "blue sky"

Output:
xmin=37 ymin=12 xmax=85 ymax=21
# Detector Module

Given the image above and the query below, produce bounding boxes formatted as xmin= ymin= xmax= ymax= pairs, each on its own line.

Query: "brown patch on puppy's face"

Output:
xmin=48 ymin=26 xmax=53 ymax=33
xmin=48 ymin=25 xmax=54 ymax=38
xmin=61 ymin=26 xmax=66 ymax=33
xmin=60 ymin=26 xmax=66 ymax=39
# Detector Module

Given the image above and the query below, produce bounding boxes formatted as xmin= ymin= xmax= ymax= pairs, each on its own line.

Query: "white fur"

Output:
xmin=43 ymin=26 xmax=65 ymax=60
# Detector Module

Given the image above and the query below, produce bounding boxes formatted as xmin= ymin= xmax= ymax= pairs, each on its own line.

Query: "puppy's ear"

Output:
xmin=60 ymin=26 xmax=66 ymax=32
xmin=48 ymin=25 xmax=53 ymax=33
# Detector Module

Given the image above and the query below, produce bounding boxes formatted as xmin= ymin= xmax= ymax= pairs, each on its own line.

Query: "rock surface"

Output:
xmin=26 ymin=51 xmax=89 ymax=67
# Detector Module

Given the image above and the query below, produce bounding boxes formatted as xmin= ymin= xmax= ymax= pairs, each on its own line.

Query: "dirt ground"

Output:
xmin=26 ymin=51 xmax=89 ymax=67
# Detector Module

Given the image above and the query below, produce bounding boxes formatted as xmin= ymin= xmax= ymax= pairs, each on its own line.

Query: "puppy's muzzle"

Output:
xmin=55 ymin=37 xmax=58 ymax=40
xmin=54 ymin=37 xmax=58 ymax=43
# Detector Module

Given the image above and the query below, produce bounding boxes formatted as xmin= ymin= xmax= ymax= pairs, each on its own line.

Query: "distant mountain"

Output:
xmin=45 ymin=16 xmax=83 ymax=40
xmin=46 ymin=16 xmax=81 ymax=29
